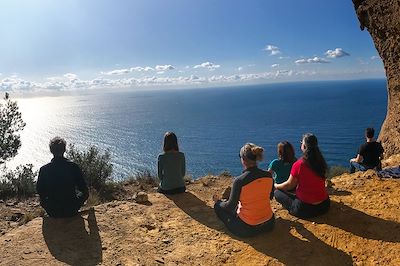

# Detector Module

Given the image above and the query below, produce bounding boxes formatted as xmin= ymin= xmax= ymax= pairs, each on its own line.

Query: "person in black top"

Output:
xmin=37 ymin=137 xmax=89 ymax=218
xmin=350 ymin=128 xmax=384 ymax=173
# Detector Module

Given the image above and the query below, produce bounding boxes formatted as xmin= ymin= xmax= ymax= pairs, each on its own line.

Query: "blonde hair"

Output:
xmin=240 ymin=143 xmax=264 ymax=162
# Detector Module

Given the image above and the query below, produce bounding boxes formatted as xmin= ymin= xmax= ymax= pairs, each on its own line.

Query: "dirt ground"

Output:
xmin=0 ymin=160 xmax=399 ymax=265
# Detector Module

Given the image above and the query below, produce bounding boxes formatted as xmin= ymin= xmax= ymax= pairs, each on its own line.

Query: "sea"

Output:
xmin=7 ymin=79 xmax=387 ymax=180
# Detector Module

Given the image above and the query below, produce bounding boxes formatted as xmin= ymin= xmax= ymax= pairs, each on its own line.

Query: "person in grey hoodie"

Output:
xmin=157 ymin=132 xmax=186 ymax=194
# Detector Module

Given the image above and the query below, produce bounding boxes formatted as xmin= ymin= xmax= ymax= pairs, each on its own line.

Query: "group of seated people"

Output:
xmin=36 ymin=127 xmax=384 ymax=238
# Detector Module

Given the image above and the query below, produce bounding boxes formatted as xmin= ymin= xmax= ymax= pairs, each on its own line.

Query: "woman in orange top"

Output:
xmin=213 ymin=143 xmax=275 ymax=237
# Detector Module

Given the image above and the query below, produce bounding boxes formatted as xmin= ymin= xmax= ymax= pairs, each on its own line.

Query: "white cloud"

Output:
xmin=63 ymin=73 xmax=78 ymax=80
xmin=193 ymin=62 xmax=221 ymax=71
xmin=295 ymin=57 xmax=330 ymax=64
xmin=271 ymin=64 xmax=279 ymax=68
xmin=101 ymin=68 xmax=131 ymax=75
xmin=370 ymin=55 xmax=380 ymax=60
xmin=101 ymin=65 xmax=174 ymax=75
xmin=237 ymin=67 xmax=243 ymax=71
xmin=155 ymin=65 xmax=175 ymax=71
xmin=279 ymin=56 xmax=290 ymax=60
xmin=263 ymin=45 xmax=281 ymax=56
xmin=325 ymin=48 xmax=350 ymax=58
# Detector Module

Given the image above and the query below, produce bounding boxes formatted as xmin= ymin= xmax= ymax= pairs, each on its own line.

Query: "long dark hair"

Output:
xmin=302 ymin=133 xmax=327 ymax=178
xmin=277 ymin=141 xmax=295 ymax=163
xmin=163 ymin=132 xmax=179 ymax=152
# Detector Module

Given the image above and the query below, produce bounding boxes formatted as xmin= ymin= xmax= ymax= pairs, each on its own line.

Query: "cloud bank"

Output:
xmin=193 ymin=62 xmax=221 ymax=71
xmin=295 ymin=57 xmax=330 ymax=64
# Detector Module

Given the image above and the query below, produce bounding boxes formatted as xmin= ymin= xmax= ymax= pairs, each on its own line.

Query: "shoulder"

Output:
xmin=257 ymin=167 xmax=272 ymax=178
xmin=158 ymin=153 xmax=165 ymax=159
xmin=293 ymin=158 xmax=304 ymax=167
xmin=65 ymin=160 xmax=81 ymax=170
xmin=269 ymin=159 xmax=279 ymax=167
xmin=39 ymin=162 xmax=51 ymax=173
xmin=178 ymin=152 xmax=185 ymax=158
xmin=359 ymin=142 xmax=368 ymax=150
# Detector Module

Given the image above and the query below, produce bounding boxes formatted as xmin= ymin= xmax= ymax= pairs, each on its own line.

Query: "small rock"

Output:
xmin=162 ymin=238 xmax=171 ymax=244
xmin=155 ymin=257 xmax=164 ymax=264
xmin=102 ymin=246 xmax=108 ymax=250
xmin=135 ymin=192 xmax=149 ymax=203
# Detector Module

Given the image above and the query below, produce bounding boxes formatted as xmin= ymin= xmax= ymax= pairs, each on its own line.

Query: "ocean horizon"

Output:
xmin=7 ymin=79 xmax=387 ymax=179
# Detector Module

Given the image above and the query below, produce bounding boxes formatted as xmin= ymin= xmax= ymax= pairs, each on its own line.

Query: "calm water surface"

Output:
xmin=8 ymin=79 xmax=387 ymax=179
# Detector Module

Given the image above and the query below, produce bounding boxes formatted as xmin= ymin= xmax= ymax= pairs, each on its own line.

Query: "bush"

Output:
xmin=0 ymin=93 xmax=26 ymax=165
xmin=66 ymin=144 xmax=114 ymax=198
xmin=0 ymin=164 xmax=37 ymax=199
xmin=125 ymin=168 xmax=158 ymax=188
xmin=327 ymin=165 xmax=349 ymax=179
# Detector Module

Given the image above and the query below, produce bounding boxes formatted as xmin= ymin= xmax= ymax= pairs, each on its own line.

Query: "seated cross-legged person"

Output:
xmin=213 ymin=143 xmax=275 ymax=237
xmin=36 ymin=137 xmax=89 ymax=218
xmin=350 ymin=127 xmax=384 ymax=173
xmin=274 ymin=133 xmax=330 ymax=219
xmin=157 ymin=132 xmax=186 ymax=194
xmin=268 ymin=141 xmax=296 ymax=185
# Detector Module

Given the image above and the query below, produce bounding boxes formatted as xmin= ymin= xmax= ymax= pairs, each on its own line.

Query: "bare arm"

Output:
xmin=275 ymin=174 xmax=297 ymax=191
xmin=350 ymin=154 xmax=363 ymax=163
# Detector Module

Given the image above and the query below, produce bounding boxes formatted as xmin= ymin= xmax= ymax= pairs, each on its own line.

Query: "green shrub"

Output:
xmin=66 ymin=144 xmax=114 ymax=198
xmin=125 ymin=168 xmax=158 ymax=188
xmin=327 ymin=165 xmax=349 ymax=179
xmin=0 ymin=164 xmax=37 ymax=199
xmin=0 ymin=93 xmax=26 ymax=165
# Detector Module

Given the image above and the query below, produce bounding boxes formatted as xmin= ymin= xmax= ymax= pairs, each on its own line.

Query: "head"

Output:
xmin=365 ymin=127 xmax=375 ymax=139
xmin=301 ymin=133 xmax=327 ymax=178
xmin=239 ymin=143 xmax=264 ymax=168
xmin=49 ymin=137 xmax=66 ymax=157
xmin=277 ymin=141 xmax=295 ymax=163
xmin=163 ymin=132 xmax=179 ymax=152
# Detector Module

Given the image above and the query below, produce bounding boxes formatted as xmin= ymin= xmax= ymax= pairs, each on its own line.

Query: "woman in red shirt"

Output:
xmin=274 ymin=133 xmax=330 ymax=218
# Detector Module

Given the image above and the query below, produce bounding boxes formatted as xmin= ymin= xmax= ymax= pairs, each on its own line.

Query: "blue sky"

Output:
xmin=0 ymin=0 xmax=385 ymax=93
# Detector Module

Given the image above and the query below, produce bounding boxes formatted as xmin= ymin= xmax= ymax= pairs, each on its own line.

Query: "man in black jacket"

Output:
xmin=37 ymin=137 xmax=89 ymax=218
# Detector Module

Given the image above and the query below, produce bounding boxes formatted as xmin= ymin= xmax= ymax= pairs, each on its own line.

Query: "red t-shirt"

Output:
xmin=291 ymin=158 xmax=328 ymax=204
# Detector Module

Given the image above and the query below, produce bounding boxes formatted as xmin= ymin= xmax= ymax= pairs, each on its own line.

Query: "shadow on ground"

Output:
xmin=167 ymin=191 xmax=353 ymax=266
xmin=311 ymin=200 xmax=400 ymax=243
xmin=42 ymin=208 xmax=102 ymax=266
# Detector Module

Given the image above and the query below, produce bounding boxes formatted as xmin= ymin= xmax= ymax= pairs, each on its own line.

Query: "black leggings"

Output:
xmin=274 ymin=189 xmax=330 ymax=219
xmin=214 ymin=200 xmax=275 ymax=238
xmin=157 ymin=186 xmax=186 ymax=195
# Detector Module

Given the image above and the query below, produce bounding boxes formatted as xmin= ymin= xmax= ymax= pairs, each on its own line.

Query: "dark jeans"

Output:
xmin=274 ymin=189 xmax=330 ymax=219
xmin=157 ymin=186 xmax=186 ymax=195
xmin=41 ymin=197 xmax=85 ymax=218
xmin=214 ymin=200 xmax=275 ymax=237
xmin=349 ymin=161 xmax=382 ymax=173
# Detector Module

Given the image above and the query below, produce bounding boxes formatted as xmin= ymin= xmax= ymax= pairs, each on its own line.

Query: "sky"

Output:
xmin=0 ymin=0 xmax=385 ymax=94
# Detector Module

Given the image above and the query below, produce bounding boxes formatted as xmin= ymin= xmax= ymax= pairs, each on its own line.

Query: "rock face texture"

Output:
xmin=353 ymin=0 xmax=400 ymax=157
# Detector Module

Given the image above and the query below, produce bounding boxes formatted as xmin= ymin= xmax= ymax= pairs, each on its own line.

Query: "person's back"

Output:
xmin=359 ymin=141 xmax=384 ymax=168
xmin=350 ymin=128 xmax=384 ymax=173
xmin=37 ymin=137 xmax=88 ymax=218
xmin=292 ymin=159 xmax=328 ymax=204
xmin=268 ymin=159 xmax=294 ymax=184
xmin=158 ymin=151 xmax=186 ymax=190
xmin=268 ymin=141 xmax=296 ymax=184
xmin=236 ymin=167 xmax=274 ymax=225
xmin=157 ymin=132 xmax=186 ymax=194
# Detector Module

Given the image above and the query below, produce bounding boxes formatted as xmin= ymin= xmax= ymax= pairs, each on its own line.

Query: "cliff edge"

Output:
xmin=353 ymin=0 xmax=400 ymax=157
xmin=0 ymin=162 xmax=399 ymax=265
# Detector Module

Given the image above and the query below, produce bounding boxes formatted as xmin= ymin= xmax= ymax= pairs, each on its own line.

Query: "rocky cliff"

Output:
xmin=353 ymin=0 xmax=400 ymax=157
xmin=1 ymin=166 xmax=400 ymax=265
